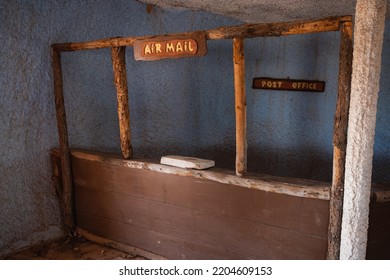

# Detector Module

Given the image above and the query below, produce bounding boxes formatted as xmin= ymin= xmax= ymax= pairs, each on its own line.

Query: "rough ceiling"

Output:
xmin=138 ymin=0 xmax=389 ymax=23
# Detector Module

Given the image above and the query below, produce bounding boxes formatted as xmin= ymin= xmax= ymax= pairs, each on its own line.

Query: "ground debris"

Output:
xmin=4 ymin=237 xmax=147 ymax=260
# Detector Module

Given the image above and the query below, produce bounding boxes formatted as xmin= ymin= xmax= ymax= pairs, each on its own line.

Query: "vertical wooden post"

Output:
xmin=327 ymin=21 xmax=353 ymax=260
xmin=51 ymin=48 xmax=75 ymax=234
xmin=111 ymin=47 xmax=133 ymax=159
xmin=233 ymin=38 xmax=247 ymax=176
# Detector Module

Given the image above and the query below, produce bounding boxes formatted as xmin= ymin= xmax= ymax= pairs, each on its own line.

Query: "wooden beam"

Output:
xmin=69 ymin=149 xmax=330 ymax=200
xmin=111 ymin=47 xmax=133 ymax=159
xmin=51 ymin=16 xmax=351 ymax=52
xmin=207 ymin=16 xmax=351 ymax=40
xmin=233 ymin=38 xmax=247 ymax=177
xmin=52 ymin=148 xmax=390 ymax=202
xmin=52 ymin=36 xmax=142 ymax=52
xmin=51 ymin=49 xmax=75 ymax=234
xmin=327 ymin=22 xmax=353 ymax=260
xmin=327 ymin=21 xmax=353 ymax=260
xmin=372 ymin=184 xmax=390 ymax=203
xmin=76 ymin=228 xmax=167 ymax=260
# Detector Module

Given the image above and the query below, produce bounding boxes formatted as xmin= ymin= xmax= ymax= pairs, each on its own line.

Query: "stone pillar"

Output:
xmin=340 ymin=0 xmax=387 ymax=259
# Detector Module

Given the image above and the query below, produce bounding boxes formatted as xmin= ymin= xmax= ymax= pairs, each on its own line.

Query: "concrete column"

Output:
xmin=340 ymin=0 xmax=386 ymax=259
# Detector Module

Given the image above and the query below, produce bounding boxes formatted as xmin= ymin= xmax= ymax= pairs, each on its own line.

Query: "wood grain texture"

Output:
xmin=69 ymin=150 xmax=329 ymax=259
xmin=327 ymin=21 xmax=353 ymax=260
xmin=77 ymin=212 xmax=253 ymax=260
xmin=70 ymin=149 xmax=331 ymax=200
xmin=72 ymin=168 xmax=329 ymax=237
xmin=50 ymin=149 xmax=388 ymax=259
xmin=76 ymin=228 xmax=167 ymax=260
xmin=51 ymin=49 xmax=75 ymax=233
xmin=233 ymin=38 xmax=247 ymax=176
xmin=207 ymin=16 xmax=351 ymax=40
xmin=111 ymin=47 xmax=133 ymax=159
xmin=75 ymin=188 xmax=327 ymax=259
xmin=371 ymin=184 xmax=390 ymax=203
xmin=51 ymin=16 xmax=351 ymax=52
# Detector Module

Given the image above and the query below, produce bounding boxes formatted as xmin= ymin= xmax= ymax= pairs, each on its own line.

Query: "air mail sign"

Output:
xmin=134 ymin=32 xmax=207 ymax=61
xmin=253 ymin=77 xmax=325 ymax=92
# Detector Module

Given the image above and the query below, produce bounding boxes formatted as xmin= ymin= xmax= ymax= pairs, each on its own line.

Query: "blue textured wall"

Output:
xmin=0 ymin=0 xmax=389 ymax=255
xmin=375 ymin=22 xmax=390 ymax=183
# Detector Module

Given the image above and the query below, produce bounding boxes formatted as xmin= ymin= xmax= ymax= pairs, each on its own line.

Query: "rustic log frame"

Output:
xmin=111 ymin=46 xmax=133 ymax=159
xmin=51 ymin=16 xmax=353 ymax=257
xmin=327 ymin=21 xmax=353 ymax=260
xmin=233 ymin=38 xmax=247 ymax=176
xmin=51 ymin=49 xmax=75 ymax=234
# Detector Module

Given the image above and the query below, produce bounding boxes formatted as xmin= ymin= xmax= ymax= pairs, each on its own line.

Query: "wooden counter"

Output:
xmin=50 ymin=149 xmax=390 ymax=259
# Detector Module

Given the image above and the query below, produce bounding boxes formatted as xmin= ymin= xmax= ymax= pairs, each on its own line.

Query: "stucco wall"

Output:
xmin=0 ymin=0 xmax=389 ymax=255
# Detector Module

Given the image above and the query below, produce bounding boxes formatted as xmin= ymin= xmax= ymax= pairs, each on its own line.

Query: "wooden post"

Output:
xmin=111 ymin=47 xmax=133 ymax=159
xmin=233 ymin=38 xmax=247 ymax=176
xmin=51 ymin=48 xmax=75 ymax=234
xmin=327 ymin=21 xmax=353 ymax=260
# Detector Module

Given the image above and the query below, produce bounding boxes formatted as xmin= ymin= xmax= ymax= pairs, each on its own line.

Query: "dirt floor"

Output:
xmin=4 ymin=236 xmax=147 ymax=260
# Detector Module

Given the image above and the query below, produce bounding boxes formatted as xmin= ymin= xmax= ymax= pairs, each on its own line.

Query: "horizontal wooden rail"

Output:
xmin=52 ymin=148 xmax=390 ymax=202
xmin=68 ymin=149 xmax=331 ymax=200
xmin=51 ymin=16 xmax=352 ymax=52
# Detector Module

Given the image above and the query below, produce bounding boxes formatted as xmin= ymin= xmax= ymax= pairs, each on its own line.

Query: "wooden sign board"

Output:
xmin=134 ymin=32 xmax=207 ymax=61
xmin=253 ymin=77 xmax=325 ymax=92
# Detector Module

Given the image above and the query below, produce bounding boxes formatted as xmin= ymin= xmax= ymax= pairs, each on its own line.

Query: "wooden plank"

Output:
xmin=70 ymin=149 xmax=330 ymax=200
xmin=111 ymin=46 xmax=133 ymax=159
xmin=371 ymin=184 xmax=390 ymax=202
xmin=71 ymin=153 xmax=329 ymax=237
xmin=51 ymin=16 xmax=351 ymax=52
xmin=207 ymin=16 xmax=352 ymax=40
xmin=75 ymin=189 xmax=327 ymax=259
xmin=327 ymin=21 xmax=353 ymax=260
xmin=77 ymin=212 xmax=252 ymax=260
xmin=51 ymin=49 xmax=75 ymax=233
xmin=233 ymin=38 xmax=247 ymax=176
xmin=76 ymin=228 xmax=167 ymax=260
xmin=373 ymin=191 xmax=390 ymax=203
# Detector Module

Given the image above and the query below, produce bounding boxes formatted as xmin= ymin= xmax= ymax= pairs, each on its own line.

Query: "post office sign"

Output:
xmin=252 ymin=77 xmax=325 ymax=92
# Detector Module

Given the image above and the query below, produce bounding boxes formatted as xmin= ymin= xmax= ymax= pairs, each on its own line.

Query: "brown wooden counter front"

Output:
xmin=51 ymin=149 xmax=390 ymax=259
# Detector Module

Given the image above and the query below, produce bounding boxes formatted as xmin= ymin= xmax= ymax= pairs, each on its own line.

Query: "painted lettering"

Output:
xmin=176 ymin=42 xmax=183 ymax=52
xmin=138 ymin=39 xmax=200 ymax=57
xmin=144 ymin=44 xmax=151 ymax=55
xmin=155 ymin=43 xmax=162 ymax=53
xmin=134 ymin=33 xmax=206 ymax=61
xmin=253 ymin=78 xmax=325 ymax=92
xmin=261 ymin=80 xmax=284 ymax=88
xmin=166 ymin=42 xmax=175 ymax=52
xmin=189 ymin=41 xmax=194 ymax=52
